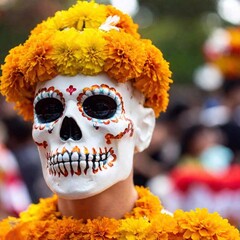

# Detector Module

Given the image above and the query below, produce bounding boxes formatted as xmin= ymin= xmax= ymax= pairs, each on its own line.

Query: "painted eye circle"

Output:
xmin=83 ymin=95 xmax=117 ymax=119
xmin=35 ymin=98 xmax=64 ymax=123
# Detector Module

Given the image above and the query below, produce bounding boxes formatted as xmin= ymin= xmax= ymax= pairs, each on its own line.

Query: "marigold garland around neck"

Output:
xmin=0 ymin=0 xmax=172 ymax=121
xmin=0 ymin=187 xmax=239 ymax=240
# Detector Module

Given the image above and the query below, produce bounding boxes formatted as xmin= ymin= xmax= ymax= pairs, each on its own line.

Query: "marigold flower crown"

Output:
xmin=0 ymin=0 xmax=172 ymax=121
xmin=204 ymin=26 xmax=240 ymax=80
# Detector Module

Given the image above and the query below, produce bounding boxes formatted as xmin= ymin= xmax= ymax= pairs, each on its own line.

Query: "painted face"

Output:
xmin=32 ymin=73 xmax=155 ymax=199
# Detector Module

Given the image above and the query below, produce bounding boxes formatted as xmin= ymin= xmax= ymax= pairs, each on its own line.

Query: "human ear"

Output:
xmin=134 ymin=107 xmax=155 ymax=153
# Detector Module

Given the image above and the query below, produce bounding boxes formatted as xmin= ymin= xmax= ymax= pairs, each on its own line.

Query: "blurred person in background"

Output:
xmin=0 ymin=95 xmax=51 ymax=203
xmin=133 ymin=102 xmax=191 ymax=186
xmin=133 ymin=119 xmax=169 ymax=186
xmin=149 ymin=26 xmax=240 ymax=227
xmin=197 ymin=27 xmax=240 ymax=161
xmin=177 ymin=124 xmax=232 ymax=170
xmin=148 ymin=122 xmax=240 ymax=226
xmin=0 ymin=119 xmax=30 ymax=219
xmin=2 ymin=115 xmax=51 ymax=203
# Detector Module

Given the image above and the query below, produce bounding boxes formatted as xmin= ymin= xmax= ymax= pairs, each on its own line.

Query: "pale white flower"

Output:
xmin=99 ymin=15 xmax=120 ymax=32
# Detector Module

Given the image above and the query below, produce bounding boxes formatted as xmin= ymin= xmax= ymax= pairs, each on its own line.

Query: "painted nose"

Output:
xmin=60 ymin=117 xmax=82 ymax=141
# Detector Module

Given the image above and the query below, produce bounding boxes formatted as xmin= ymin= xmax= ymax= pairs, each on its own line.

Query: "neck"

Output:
xmin=57 ymin=173 xmax=138 ymax=220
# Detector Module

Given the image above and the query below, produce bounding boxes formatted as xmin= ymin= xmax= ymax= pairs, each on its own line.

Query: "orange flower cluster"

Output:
xmin=0 ymin=187 xmax=239 ymax=240
xmin=204 ymin=27 xmax=240 ymax=79
xmin=0 ymin=0 xmax=172 ymax=121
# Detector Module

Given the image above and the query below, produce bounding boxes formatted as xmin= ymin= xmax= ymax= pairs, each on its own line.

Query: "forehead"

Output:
xmin=35 ymin=73 xmax=133 ymax=100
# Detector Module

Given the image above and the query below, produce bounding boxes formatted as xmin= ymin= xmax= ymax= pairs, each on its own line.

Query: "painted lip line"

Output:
xmin=47 ymin=146 xmax=116 ymax=177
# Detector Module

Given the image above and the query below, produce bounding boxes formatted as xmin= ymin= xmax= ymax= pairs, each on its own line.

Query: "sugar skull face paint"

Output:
xmin=32 ymin=73 xmax=155 ymax=199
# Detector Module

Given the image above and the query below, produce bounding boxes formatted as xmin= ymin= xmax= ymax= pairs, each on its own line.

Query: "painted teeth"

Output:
xmin=47 ymin=147 xmax=116 ymax=177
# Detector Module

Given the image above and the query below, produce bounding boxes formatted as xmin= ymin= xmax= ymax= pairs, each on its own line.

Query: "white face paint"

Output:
xmin=32 ymin=73 xmax=155 ymax=199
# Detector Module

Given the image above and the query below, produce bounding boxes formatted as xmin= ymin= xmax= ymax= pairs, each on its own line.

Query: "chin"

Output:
xmin=52 ymin=186 xmax=112 ymax=200
xmin=46 ymin=179 xmax=111 ymax=200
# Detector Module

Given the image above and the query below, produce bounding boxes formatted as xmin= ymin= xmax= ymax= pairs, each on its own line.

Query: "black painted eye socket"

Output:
xmin=35 ymin=98 xmax=64 ymax=123
xmin=83 ymin=95 xmax=117 ymax=119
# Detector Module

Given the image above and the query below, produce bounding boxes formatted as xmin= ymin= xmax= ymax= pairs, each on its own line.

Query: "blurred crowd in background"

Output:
xmin=1 ymin=0 xmax=240 ymax=228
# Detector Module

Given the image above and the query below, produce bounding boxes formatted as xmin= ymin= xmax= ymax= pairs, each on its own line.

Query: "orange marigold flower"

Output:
xmin=134 ymin=196 xmax=162 ymax=219
xmin=174 ymin=208 xmax=240 ymax=240
xmin=133 ymin=41 xmax=172 ymax=116
xmin=84 ymin=217 xmax=119 ymax=240
xmin=125 ymin=186 xmax=162 ymax=220
xmin=0 ymin=45 xmax=32 ymax=102
xmin=136 ymin=186 xmax=152 ymax=199
xmin=148 ymin=213 xmax=179 ymax=240
xmin=0 ymin=217 xmax=19 ymax=239
xmin=14 ymin=98 xmax=35 ymax=121
xmin=145 ymin=92 xmax=170 ymax=117
xmin=23 ymin=32 xmax=58 ymax=84
xmin=104 ymin=30 xmax=146 ymax=82
xmin=30 ymin=21 xmax=47 ymax=35
xmin=4 ymin=221 xmax=52 ymax=240
xmin=106 ymin=5 xmax=140 ymax=39
xmin=48 ymin=219 xmax=84 ymax=240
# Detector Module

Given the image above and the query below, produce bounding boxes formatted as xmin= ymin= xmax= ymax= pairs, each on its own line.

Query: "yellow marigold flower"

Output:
xmin=31 ymin=13 xmax=67 ymax=36
xmin=133 ymin=41 xmax=172 ymax=116
xmin=51 ymin=10 xmax=70 ymax=30
xmin=106 ymin=5 xmax=140 ymax=39
xmin=104 ymin=30 xmax=146 ymax=82
xmin=174 ymin=208 xmax=240 ymax=240
xmin=83 ymin=217 xmax=119 ymax=240
xmin=20 ymin=195 xmax=60 ymax=222
xmin=77 ymin=29 xmax=107 ymax=75
xmin=63 ymin=1 xmax=107 ymax=31
xmin=118 ymin=217 xmax=150 ymax=240
xmin=50 ymin=28 xmax=82 ymax=76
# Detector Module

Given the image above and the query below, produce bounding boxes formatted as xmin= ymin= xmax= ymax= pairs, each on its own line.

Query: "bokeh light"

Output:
xmin=110 ymin=0 xmax=139 ymax=16
xmin=217 ymin=0 xmax=240 ymax=25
